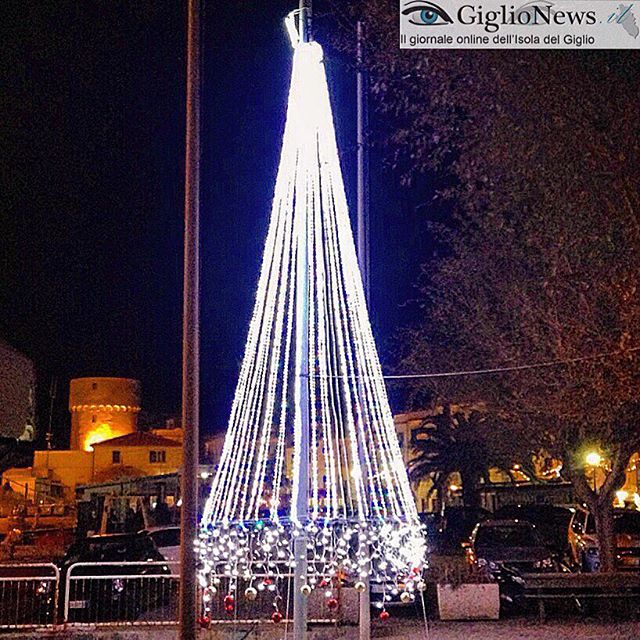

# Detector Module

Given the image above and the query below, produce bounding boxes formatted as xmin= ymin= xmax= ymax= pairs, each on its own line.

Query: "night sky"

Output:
xmin=1 ymin=1 xmax=427 ymax=444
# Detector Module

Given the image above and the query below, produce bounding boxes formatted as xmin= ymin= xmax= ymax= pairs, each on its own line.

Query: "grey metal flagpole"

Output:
xmin=356 ymin=21 xmax=370 ymax=305
xmin=179 ymin=0 xmax=201 ymax=638
xmin=293 ymin=4 xmax=312 ymax=640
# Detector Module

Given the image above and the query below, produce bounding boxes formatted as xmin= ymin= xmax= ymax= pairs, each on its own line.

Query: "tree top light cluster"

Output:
xmin=197 ymin=37 xmax=425 ymax=616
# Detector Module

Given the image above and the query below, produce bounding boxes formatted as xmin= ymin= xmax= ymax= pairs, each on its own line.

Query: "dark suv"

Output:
xmin=494 ymin=504 xmax=573 ymax=556
xmin=59 ymin=531 xmax=173 ymax=623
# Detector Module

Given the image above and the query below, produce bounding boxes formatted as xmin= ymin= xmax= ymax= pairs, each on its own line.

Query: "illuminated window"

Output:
xmin=112 ymin=451 xmax=121 ymax=464
xmin=150 ymin=450 xmax=166 ymax=464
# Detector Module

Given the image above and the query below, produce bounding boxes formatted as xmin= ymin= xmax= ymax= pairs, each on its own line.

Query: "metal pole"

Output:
xmin=356 ymin=21 xmax=370 ymax=305
xmin=299 ymin=0 xmax=312 ymax=43
xmin=46 ymin=377 xmax=56 ymax=451
xmin=356 ymin=22 xmax=371 ymax=640
xmin=179 ymin=0 xmax=201 ymax=638
xmin=294 ymin=6 xmax=312 ymax=640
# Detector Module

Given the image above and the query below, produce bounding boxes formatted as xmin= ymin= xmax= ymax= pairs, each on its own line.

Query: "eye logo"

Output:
xmin=402 ymin=1 xmax=454 ymax=26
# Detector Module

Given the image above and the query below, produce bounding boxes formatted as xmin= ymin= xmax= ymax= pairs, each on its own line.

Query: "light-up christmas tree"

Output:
xmin=198 ymin=7 xmax=424 ymax=633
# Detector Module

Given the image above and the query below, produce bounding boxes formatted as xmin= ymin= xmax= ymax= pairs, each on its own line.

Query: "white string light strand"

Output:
xmin=199 ymin=40 xmax=425 ymax=601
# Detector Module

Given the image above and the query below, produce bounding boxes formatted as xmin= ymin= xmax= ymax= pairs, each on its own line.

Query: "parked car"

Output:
xmin=58 ymin=531 xmax=173 ymax=622
xmin=145 ymin=526 xmax=181 ymax=563
xmin=467 ymin=519 xmax=560 ymax=573
xmin=494 ymin=504 xmax=573 ymax=556
xmin=568 ymin=507 xmax=640 ymax=572
xmin=433 ymin=506 xmax=491 ymax=555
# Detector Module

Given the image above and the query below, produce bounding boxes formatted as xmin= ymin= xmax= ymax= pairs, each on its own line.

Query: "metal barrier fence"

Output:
xmin=0 ymin=563 xmax=59 ymax=629
xmin=0 ymin=563 xmax=342 ymax=629
xmin=64 ymin=561 xmax=180 ymax=626
xmin=64 ymin=565 xmax=338 ymax=627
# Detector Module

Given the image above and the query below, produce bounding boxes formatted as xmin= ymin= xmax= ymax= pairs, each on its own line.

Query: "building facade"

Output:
xmin=0 ymin=339 xmax=35 ymax=439
xmin=2 ymin=378 xmax=182 ymax=504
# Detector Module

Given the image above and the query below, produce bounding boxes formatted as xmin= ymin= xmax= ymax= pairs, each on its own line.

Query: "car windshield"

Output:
xmin=150 ymin=528 xmax=181 ymax=547
xmin=65 ymin=535 xmax=157 ymax=563
xmin=497 ymin=506 xmax=570 ymax=527
xmin=476 ymin=525 xmax=539 ymax=548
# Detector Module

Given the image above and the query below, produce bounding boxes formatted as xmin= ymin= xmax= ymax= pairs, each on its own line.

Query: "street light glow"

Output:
xmin=585 ymin=451 xmax=602 ymax=467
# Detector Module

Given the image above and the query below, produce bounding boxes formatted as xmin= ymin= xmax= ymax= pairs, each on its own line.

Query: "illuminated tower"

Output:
xmin=69 ymin=377 xmax=140 ymax=451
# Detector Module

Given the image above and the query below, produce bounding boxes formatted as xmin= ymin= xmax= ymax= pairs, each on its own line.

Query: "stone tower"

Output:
xmin=69 ymin=377 xmax=141 ymax=451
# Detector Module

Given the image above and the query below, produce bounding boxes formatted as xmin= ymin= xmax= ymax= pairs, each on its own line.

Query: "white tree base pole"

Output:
xmin=294 ymin=536 xmax=309 ymax=640
xmin=359 ymin=576 xmax=371 ymax=640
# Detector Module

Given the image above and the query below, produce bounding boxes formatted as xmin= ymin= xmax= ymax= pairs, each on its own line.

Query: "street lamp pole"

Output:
xmin=179 ymin=0 xmax=201 ymax=638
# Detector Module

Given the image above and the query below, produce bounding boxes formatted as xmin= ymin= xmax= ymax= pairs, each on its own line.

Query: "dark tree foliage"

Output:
xmin=335 ymin=3 xmax=640 ymax=570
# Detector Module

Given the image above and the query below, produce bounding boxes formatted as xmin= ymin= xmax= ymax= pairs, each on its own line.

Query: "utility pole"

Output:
xmin=356 ymin=21 xmax=371 ymax=640
xmin=46 ymin=377 xmax=57 ymax=451
xmin=179 ymin=0 xmax=201 ymax=638
xmin=356 ymin=21 xmax=370 ymax=305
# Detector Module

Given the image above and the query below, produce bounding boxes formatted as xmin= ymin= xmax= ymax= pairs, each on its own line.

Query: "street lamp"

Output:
xmin=585 ymin=451 xmax=602 ymax=492
xmin=586 ymin=451 xmax=602 ymax=467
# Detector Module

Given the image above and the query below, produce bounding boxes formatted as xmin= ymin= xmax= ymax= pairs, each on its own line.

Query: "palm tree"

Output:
xmin=408 ymin=405 xmax=534 ymax=510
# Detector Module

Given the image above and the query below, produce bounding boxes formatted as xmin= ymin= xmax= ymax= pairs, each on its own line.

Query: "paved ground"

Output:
xmin=378 ymin=620 xmax=640 ymax=640
xmin=8 ymin=620 xmax=640 ymax=639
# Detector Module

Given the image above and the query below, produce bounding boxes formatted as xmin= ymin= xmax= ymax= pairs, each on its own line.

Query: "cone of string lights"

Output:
xmin=198 ymin=17 xmax=425 ymax=621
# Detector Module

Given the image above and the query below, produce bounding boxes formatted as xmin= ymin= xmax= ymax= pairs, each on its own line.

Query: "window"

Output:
xmin=150 ymin=450 xmax=166 ymax=464
xmin=92 ymin=415 xmax=97 ymax=423
xmin=92 ymin=382 xmax=98 ymax=390
xmin=112 ymin=451 xmax=121 ymax=464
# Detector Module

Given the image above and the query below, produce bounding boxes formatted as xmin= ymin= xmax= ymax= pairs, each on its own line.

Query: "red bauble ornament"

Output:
xmin=379 ymin=610 xmax=390 ymax=621
xmin=326 ymin=597 xmax=339 ymax=611
xmin=224 ymin=594 xmax=235 ymax=614
xmin=198 ymin=615 xmax=211 ymax=629
xmin=272 ymin=611 xmax=283 ymax=623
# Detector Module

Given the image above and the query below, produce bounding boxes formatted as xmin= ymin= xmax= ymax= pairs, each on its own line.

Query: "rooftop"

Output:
xmin=92 ymin=432 xmax=181 ymax=448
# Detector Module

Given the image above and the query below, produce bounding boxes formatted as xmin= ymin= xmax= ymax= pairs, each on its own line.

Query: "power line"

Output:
xmin=382 ymin=346 xmax=640 ymax=380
